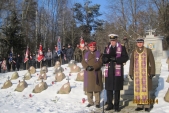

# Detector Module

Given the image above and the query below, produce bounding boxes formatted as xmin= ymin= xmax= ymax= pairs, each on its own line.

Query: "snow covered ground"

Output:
xmin=150 ymin=59 xmax=169 ymax=113
xmin=0 ymin=59 xmax=169 ymax=113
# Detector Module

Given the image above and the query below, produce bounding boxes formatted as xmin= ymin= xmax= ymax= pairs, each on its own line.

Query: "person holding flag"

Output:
xmin=37 ymin=43 xmax=44 ymax=68
xmin=24 ymin=45 xmax=30 ymax=69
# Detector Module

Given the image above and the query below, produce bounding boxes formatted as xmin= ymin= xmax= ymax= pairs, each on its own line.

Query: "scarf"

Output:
xmin=104 ymin=42 xmax=122 ymax=77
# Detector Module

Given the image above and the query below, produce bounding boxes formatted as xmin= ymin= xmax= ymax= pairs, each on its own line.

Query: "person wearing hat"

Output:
xmin=81 ymin=41 xmax=103 ymax=108
xmin=102 ymin=34 xmax=129 ymax=112
xmin=129 ymin=37 xmax=155 ymax=112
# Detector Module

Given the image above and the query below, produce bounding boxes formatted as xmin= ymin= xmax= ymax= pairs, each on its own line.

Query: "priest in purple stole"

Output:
xmin=129 ymin=37 xmax=155 ymax=112
xmin=81 ymin=42 xmax=103 ymax=108
xmin=102 ymin=34 xmax=129 ymax=112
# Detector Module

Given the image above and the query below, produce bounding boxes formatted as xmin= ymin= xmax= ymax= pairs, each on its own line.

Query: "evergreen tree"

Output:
xmin=1 ymin=11 xmax=26 ymax=55
xmin=72 ymin=0 xmax=104 ymax=40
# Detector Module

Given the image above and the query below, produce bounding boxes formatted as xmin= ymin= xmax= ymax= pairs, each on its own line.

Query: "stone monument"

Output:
xmin=144 ymin=28 xmax=163 ymax=74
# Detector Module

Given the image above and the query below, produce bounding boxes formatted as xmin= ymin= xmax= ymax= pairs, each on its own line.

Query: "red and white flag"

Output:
xmin=37 ymin=44 xmax=44 ymax=62
xmin=24 ymin=46 xmax=29 ymax=63
xmin=79 ymin=36 xmax=85 ymax=50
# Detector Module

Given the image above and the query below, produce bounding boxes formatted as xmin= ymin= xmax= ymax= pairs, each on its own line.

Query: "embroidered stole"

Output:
xmin=104 ymin=43 xmax=122 ymax=77
xmin=134 ymin=48 xmax=149 ymax=104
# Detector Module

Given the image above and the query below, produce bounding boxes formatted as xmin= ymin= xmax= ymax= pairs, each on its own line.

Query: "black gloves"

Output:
xmin=86 ymin=66 xmax=94 ymax=71
xmin=129 ymin=75 xmax=134 ymax=80
xmin=102 ymin=57 xmax=109 ymax=63
xmin=149 ymin=74 xmax=155 ymax=79
xmin=110 ymin=57 xmax=116 ymax=62
xmin=102 ymin=54 xmax=117 ymax=63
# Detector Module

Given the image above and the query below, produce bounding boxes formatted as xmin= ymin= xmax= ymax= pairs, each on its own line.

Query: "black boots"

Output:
xmin=135 ymin=107 xmax=144 ymax=111
xmin=105 ymin=105 xmax=114 ymax=111
xmin=86 ymin=104 xmax=93 ymax=107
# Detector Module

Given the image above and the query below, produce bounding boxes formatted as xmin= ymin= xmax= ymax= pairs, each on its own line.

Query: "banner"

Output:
xmin=37 ymin=44 xmax=44 ymax=62
xmin=57 ymin=36 xmax=61 ymax=56
xmin=24 ymin=46 xmax=29 ymax=63
xmin=80 ymin=36 xmax=85 ymax=50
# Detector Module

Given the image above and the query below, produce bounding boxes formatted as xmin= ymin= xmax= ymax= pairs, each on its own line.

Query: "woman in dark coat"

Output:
xmin=102 ymin=34 xmax=129 ymax=111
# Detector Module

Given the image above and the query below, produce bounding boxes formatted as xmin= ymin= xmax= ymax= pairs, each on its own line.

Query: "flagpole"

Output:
xmin=40 ymin=61 xmax=42 ymax=69
xmin=10 ymin=47 xmax=13 ymax=71
xmin=26 ymin=61 xmax=28 ymax=70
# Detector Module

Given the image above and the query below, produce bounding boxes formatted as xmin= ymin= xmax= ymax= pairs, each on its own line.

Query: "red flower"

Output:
xmin=52 ymin=81 xmax=54 ymax=84
xmin=82 ymin=98 xmax=85 ymax=103
xmin=29 ymin=94 xmax=32 ymax=97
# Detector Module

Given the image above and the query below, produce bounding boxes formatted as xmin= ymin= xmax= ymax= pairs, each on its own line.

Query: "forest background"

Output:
xmin=0 ymin=0 xmax=169 ymax=57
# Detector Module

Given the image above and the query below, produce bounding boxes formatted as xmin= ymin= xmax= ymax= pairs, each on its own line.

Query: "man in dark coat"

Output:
xmin=16 ymin=54 xmax=22 ymax=71
xmin=53 ymin=45 xmax=59 ymax=65
xmin=61 ymin=46 xmax=66 ymax=64
xmin=66 ymin=44 xmax=74 ymax=63
xmin=81 ymin=42 xmax=103 ymax=108
xmin=129 ymin=37 xmax=155 ymax=112
xmin=12 ymin=55 xmax=17 ymax=71
xmin=102 ymin=34 xmax=129 ymax=112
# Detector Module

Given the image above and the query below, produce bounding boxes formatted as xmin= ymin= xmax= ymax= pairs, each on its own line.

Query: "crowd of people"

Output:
xmin=0 ymin=43 xmax=88 ymax=73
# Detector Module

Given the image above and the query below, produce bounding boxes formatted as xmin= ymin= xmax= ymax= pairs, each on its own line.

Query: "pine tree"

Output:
xmin=2 ymin=11 xmax=26 ymax=55
xmin=72 ymin=0 xmax=104 ymax=41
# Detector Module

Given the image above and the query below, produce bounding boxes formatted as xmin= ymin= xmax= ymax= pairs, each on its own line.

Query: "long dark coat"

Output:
xmin=129 ymin=47 xmax=155 ymax=91
xmin=104 ymin=45 xmax=129 ymax=90
xmin=81 ymin=50 xmax=103 ymax=92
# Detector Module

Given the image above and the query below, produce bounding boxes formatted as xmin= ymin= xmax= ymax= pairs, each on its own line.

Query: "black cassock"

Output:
xmin=102 ymin=45 xmax=129 ymax=110
xmin=105 ymin=45 xmax=128 ymax=90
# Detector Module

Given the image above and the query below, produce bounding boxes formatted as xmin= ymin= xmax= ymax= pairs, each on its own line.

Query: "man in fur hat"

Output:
xmin=102 ymin=34 xmax=129 ymax=112
xmin=129 ymin=37 xmax=155 ymax=112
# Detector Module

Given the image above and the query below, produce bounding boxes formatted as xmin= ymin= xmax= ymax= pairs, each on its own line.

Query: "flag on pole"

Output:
xmin=24 ymin=46 xmax=30 ymax=63
xmin=9 ymin=47 xmax=13 ymax=63
xmin=57 ymin=36 xmax=61 ymax=56
xmin=37 ymin=44 xmax=44 ymax=62
xmin=79 ymin=36 xmax=85 ymax=50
